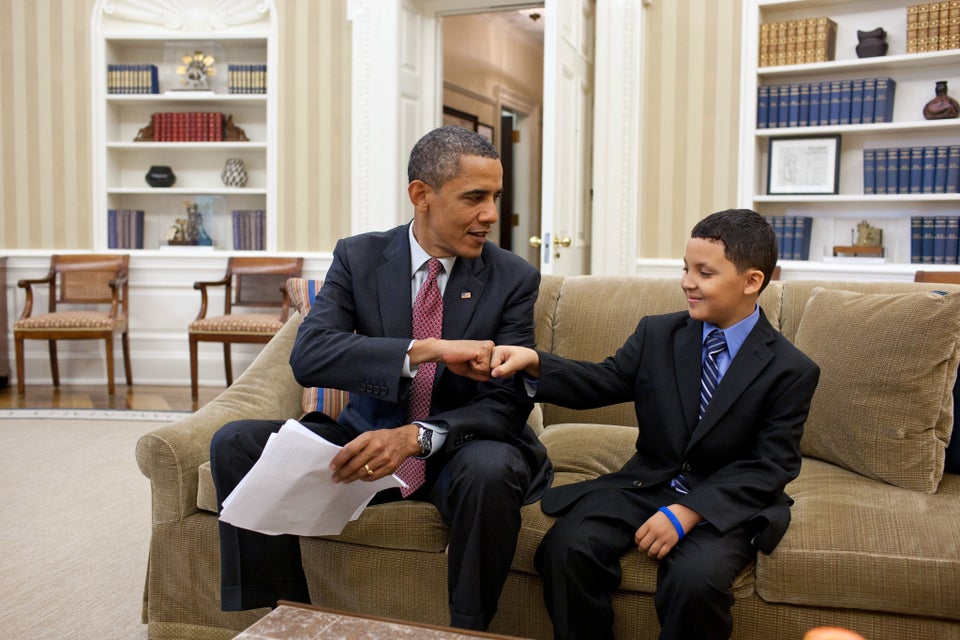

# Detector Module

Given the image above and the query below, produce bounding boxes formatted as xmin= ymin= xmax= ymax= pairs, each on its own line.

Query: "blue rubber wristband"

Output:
xmin=658 ymin=506 xmax=685 ymax=541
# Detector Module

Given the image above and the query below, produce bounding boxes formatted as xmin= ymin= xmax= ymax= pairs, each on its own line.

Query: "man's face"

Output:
xmin=411 ymin=155 xmax=503 ymax=259
xmin=681 ymin=237 xmax=759 ymax=329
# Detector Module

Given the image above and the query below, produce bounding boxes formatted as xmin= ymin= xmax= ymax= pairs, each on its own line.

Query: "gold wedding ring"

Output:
xmin=364 ymin=463 xmax=373 ymax=476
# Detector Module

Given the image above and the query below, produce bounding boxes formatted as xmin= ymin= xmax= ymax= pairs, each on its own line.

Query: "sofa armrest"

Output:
xmin=136 ymin=315 xmax=305 ymax=524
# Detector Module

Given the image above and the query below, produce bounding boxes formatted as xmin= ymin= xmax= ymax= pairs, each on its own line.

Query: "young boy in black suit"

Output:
xmin=487 ymin=209 xmax=821 ymax=640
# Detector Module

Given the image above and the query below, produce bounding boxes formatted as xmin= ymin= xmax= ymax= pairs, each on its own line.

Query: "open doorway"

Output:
xmin=440 ymin=9 xmax=544 ymax=266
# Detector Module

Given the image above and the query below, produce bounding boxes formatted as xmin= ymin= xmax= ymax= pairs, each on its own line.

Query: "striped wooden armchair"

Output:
xmin=188 ymin=256 xmax=303 ymax=404
xmin=14 ymin=254 xmax=132 ymax=396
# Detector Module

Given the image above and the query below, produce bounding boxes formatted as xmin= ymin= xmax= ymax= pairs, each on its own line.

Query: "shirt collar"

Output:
xmin=408 ymin=223 xmax=457 ymax=277
xmin=703 ymin=304 xmax=760 ymax=361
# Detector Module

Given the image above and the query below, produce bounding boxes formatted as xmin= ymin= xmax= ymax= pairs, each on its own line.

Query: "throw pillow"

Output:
xmin=794 ymin=288 xmax=960 ymax=492
xmin=285 ymin=278 xmax=349 ymax=418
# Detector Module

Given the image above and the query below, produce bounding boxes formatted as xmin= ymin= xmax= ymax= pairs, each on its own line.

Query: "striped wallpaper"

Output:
xmin=639 ymin=0 xmax=743 ymax=259
xmin=0 ymin=0 xmax=743 ymax=261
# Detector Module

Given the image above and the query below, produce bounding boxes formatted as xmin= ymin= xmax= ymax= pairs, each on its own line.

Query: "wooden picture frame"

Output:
xmin=477 ymin=122 xmax=494 ymax=142
xmin=442 ymin=106 xmax=478 ymax=131
xmin=767 ymin=135 xmax=841 ymax=195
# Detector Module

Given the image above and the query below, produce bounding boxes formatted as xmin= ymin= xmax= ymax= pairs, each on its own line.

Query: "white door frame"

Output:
xmin=347 ymin=0 xmax=643 ymax=275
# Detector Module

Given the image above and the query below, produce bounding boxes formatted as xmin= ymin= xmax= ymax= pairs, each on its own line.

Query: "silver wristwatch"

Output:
xmin=417 ymin=425 xmax=433 ymax=458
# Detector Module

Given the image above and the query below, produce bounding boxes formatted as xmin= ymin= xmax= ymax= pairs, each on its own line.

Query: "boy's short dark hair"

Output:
xmin=690 ymin=209 xmax=778 ymax=293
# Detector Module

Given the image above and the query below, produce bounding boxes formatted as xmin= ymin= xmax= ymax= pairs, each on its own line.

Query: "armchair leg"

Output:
xmin=190 ymin=336 xmax=200 ymax=404
xmin=48 ymin=341 xmax=60 ymax=387
xmin=223 ymin=343 xmax=233 ymax=386
xmin=105 ymin=337 xmax=115 ymax=396
xmin=122 ymin=331 xmax=133 ymax=386
xmin=15 ymin=336 xmax=25 ymax=396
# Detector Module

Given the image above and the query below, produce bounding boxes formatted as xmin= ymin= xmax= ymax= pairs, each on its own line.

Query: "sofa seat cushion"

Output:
xmin=757 ymin=458 xmax=960 ymax=620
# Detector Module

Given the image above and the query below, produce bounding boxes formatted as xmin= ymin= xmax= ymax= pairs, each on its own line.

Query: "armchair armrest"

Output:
xmin=192 ymin=274 xmax=231 ymax=321
xmin=16 ymin=271 xmax=55 ymax=320
xmin=136 ymin=315 xmax=306 ymax=523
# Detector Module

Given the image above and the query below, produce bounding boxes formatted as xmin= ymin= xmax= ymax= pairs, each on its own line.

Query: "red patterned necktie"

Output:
xmin=397 ymin=258 xmax=443 ymax=497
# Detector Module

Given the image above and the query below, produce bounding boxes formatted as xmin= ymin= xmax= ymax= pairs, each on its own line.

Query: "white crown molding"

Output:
xmin=101 ymin=0 xmax=270 ymax=32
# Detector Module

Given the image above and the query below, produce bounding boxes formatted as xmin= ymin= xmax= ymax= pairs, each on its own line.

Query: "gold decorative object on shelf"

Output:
xmin=833 ymin=221 xmax=884 ymax=257
xmin=177 ymin=50 xmax=217 ymax=90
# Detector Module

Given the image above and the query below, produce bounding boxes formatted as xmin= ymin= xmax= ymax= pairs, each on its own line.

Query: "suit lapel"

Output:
xmin=442 ymin=255 xmax=485 ymax=340
xmin=675 ymin=318 xmax=703 ymax=432
xmin=687 ymin=314 xmax=776 ymax=450
xmin=377 ymin=226 xmax=413 ymax=339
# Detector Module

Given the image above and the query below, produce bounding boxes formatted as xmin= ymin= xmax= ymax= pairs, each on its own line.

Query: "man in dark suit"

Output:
xmin=209 ymin=126 xmax=551 ymax=631
xmin=484 ymin=209 xmax=820 ymax=640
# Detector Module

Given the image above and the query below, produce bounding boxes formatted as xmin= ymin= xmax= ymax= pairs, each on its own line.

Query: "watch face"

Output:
xmin=418 ymin=427 xmax=433 ymax=455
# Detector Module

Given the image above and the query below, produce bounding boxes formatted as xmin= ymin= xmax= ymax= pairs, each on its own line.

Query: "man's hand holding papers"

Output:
xmin=219 ymin=419 xmax=405 ymax=536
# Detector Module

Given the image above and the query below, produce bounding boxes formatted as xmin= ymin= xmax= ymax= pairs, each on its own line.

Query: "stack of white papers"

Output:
xmin=219 ymin=419 xmax=406 ymax=536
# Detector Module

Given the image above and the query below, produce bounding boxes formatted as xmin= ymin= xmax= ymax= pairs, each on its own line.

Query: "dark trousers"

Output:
xmin=209 ymin=415 xmax=533 ymax=631
xmin=534 ymin=486 xmax=756 ymax=640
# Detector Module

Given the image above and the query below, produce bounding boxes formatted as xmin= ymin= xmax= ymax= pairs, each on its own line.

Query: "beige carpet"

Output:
xmin=0 ymin=409 xmax=189 ymax=640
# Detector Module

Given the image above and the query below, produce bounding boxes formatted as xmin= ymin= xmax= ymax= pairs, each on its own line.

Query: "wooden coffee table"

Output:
xmin=234 ymin=601 xmax=528 ymax=639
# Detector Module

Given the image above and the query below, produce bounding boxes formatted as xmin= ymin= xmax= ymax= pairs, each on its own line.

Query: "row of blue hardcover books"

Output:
xmin=912 ymin=216 xmax=960 ymax=264
xmin=765 ymin=215 xmax=813 ymax=260
xmin=107 ymin=209 xmax=145 ymax=249
xmin=232 ymin=210 xmax=266 ymax=250
xmin=864 ymin=145 xmax=960 ymax=195
xmin=106 ymin=64 xmax=159 ymax=94
xmin=757 ymin=77 xmax=896 ymax=129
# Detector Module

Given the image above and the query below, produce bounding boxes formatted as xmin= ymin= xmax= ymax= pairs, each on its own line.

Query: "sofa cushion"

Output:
xmin=285 ymin=278 xmax=351 ymax=418
xmin=794 ymin=288 xmax=960 ymax=493
xmin=758 ymin=458 xmax=960 ymax=620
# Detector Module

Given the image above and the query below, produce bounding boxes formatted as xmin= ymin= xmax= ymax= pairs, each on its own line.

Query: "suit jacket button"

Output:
xmin=682 ymin=462 xmax=692 ymax=472
xmin=632 ymin=480 xmax=643 ymax=487
xmin=360 ymin=383 xmax=368 ymax=392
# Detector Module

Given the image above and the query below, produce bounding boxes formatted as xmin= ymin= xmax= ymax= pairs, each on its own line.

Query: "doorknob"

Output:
xmin=529 ymin=236 xmax=542 ymax=248
xmin=553 ymin=236 xmax=572 ymax=248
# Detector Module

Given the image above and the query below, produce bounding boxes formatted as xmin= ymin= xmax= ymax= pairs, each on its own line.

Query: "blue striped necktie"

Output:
xmin=699 ymin=329 xmax=727 ymax=419
xmin=671 ymin=329 xmax=729 ymax=495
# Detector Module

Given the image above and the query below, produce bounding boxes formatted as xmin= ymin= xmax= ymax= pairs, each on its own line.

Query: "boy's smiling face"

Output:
xmin=681 ymin=237 xmax=763 ymax=329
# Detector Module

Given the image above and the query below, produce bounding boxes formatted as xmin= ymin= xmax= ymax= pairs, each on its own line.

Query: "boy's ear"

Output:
xmin=744 ymin=268 xmax=765 ymax=295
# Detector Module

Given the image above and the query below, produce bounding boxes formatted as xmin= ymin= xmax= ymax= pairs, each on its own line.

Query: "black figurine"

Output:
xmin=855 ymin=27 xmax=888 ymax=58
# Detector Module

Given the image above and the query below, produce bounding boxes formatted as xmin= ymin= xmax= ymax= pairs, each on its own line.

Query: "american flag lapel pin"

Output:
xmin=460 ymin=291 xmax=472 ymax=299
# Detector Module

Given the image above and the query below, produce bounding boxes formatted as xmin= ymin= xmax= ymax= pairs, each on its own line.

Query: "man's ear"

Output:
xmin=744 ymin=268 xmax=765 ymax=295
xmin=408 ymin=180 xmax=432 ymax=211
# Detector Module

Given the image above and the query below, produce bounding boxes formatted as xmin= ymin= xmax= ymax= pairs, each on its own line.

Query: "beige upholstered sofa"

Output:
xmin=136 ymin=275 xmax=960 ymax=640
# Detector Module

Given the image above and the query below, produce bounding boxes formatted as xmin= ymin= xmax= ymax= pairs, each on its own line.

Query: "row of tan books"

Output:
xmin=907 ymin=2 xmax=960 ymax=53
xmin=759 ymin=17 xmax=837 ymax=67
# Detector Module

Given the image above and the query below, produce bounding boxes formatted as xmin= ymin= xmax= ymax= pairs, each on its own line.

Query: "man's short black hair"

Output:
xmin=407 ymin=126 xmax=499 ymax=189
xmin=690 ymin=209 xmax=778 ymax=293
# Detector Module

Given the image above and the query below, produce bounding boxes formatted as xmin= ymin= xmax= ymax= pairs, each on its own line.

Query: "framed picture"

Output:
xmin=443 ymin=106 xmax=478 ymax=131
xmin=477 ymin=122 xmax=494 ymax=142
xmin=767 ymin=135 xmax=841 ymax=195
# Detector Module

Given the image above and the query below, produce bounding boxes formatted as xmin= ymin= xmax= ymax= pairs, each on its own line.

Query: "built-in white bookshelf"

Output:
xmin=739 ymin=0 xmax=960 ymax=273
xmin=91 ymin=0 xmax=277 ymax=252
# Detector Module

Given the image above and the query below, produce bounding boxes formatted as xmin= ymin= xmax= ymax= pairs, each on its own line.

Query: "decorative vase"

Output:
xmin=145 ymin=165 xmax=176 ymax=188
xmin=923 ymin=81 xmax=960 ymax=120
xmin=855 ymin=27 xmax=888 ymax=58
xmin=221 ymin=157 xmax=248 ymax=187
